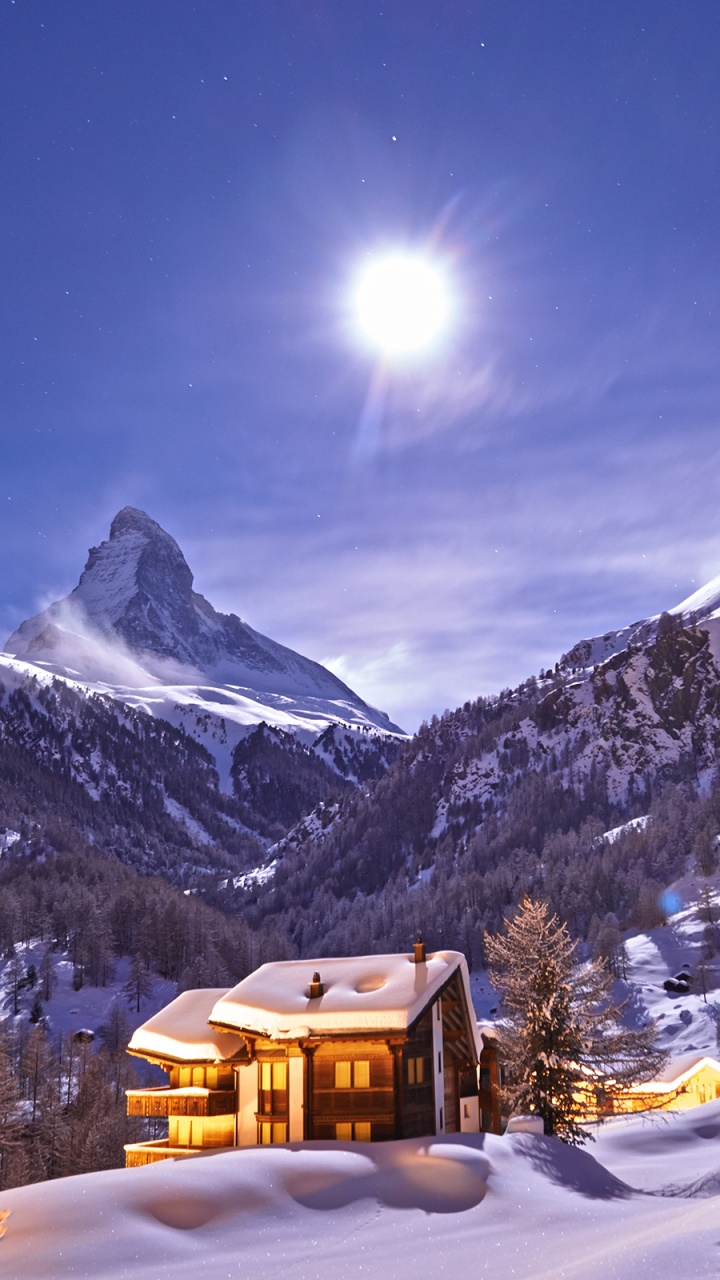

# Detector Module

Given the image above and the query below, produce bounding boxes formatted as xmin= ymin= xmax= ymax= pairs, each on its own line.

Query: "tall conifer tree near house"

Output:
xmin=484 ymin=896 xmax=667 ymax=1144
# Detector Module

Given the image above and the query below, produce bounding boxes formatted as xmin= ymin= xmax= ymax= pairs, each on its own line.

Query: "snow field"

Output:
xmin=2 ymin=1109 xmax=720 ymax=1280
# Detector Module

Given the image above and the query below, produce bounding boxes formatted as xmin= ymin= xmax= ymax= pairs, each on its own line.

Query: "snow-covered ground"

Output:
xmin=0 ymin=941 xmax=176 ymax=1047
xmin=620 ymin=867 xmax=720 ymax=1060
xmin=2 ymin=1107 xmax=719 ymax=1279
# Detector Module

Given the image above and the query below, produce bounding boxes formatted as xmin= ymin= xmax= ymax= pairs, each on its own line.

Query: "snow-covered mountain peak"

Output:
xmin=74 ymin=505 xmax=194 ymax=631
xmin=671 ymin=571 xmax=720 ymax=622
xmin=558 ymin=566 xmax=720 ymax=677
xmin=4 ymin=510 xmax=403 ymax=739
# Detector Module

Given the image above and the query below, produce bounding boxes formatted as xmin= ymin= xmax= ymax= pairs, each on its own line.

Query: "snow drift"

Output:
xmin=2 ymin=1103 xmax=720 ymax=1279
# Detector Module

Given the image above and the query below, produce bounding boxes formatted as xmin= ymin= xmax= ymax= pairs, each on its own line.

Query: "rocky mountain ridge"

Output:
xmin=238 ymin=600 xmax=720 ymax=959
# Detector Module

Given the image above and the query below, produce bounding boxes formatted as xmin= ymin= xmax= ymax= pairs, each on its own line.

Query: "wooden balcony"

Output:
xmin=126 ymin=1086 xmax=235 ymax=1118
xmin=311 ymin=1088 xmax=394 ymax=1121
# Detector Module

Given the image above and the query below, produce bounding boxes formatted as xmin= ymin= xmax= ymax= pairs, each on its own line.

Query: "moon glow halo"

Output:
xmin=352 ymin=252 xmax=452 ymax=361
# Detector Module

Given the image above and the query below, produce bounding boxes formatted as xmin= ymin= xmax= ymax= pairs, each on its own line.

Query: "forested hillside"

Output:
xmin=0 ymin=671 xmax=274 ymax=882
xmin=0 ymin=846 xmax=289 ymax=1190
xmin=231 ymin=617 xmax=720 ymax=961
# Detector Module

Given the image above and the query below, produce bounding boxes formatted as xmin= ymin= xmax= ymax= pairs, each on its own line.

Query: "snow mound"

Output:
xmin=3 ymin=1112 xmax=720 ymax=1279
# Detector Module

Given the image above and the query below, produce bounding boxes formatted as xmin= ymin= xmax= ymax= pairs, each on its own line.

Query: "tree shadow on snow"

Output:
xmin=510 ymin=1134 xmax=635 ymax=1200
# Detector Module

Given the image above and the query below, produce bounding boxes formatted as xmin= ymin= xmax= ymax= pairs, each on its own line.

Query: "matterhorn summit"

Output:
xmin=7 ymin=506 xmax=389 ymax=711
xmin=3 ymin=509 xmax=403 ymax=794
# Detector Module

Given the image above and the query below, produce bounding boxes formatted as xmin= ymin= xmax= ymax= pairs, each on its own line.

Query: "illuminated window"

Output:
xmin=334 ymin=1060 xmax=370 ymax=1088
xmin=335 ymin=1061 xmax=352 ymax=1089
xmin=354 ymin=1060 xmax=370 ymax=1088
xmin=258 ymin=1061 xmax=288 ymax=1119
xmin=335 ymin=1122 xmax=372 ymax=1141
xmin=261 ymin=1062 xmax=287 ymax=1091
xmin=191 ymin=1066 xmax=204 ymax=1087
xmin=407 ymin=1056 xmax=425 ymax=1085
xmin=259 ymin=1122 xmax=287 ymax=1145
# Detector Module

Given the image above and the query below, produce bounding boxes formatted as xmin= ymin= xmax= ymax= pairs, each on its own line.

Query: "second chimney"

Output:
xmin=412 ymin=933 xmax=427 ymax=964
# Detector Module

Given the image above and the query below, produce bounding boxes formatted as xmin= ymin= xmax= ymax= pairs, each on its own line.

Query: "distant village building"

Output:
xmin=124 ymin=945 xmax=502 ymax=1165
xmin=608 ymin=1052 xmax=720 ymax=1115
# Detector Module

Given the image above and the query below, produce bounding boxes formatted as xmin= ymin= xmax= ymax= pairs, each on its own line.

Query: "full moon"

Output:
xmin=352 ymin=252 xmax=452 ymax=360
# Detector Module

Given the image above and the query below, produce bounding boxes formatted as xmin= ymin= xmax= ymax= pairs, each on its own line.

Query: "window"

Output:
xmin=335 ymin=1122 xmax=371 ymax=1141
xmin=334 ymin=1060 xmax=370 ymax=1088
xmin=335 ymin=1061 xmax=351 ymax=1089
xmin=480 ymin=1068 xmax=491 ymax=1090
xmin=191 ymin=1066 xmax=204 ymax=1087
xmin=258 ymin=1061 xmax=288 ymax=1118
xmin=259 ymin=1122 xmax=287 ymax=1145
xmin=407 ymin=1056 xmax=425 ymax=1085
xmin=261 ymin=1061 xmax=287 ymax=1091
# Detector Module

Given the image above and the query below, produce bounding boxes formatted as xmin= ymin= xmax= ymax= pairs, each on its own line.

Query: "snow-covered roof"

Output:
xmin=477 ymin=1021 xmax=499 ymax=1045
xmin=210 ymin=951 xmax=479 ymax=1046
xmin=633 ymin=1052 xmax=720 ymax=1090
xmin=128 ymin=988 xmax=241 ymax=1063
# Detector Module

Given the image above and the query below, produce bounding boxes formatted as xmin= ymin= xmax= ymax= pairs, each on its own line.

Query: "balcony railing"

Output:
xmin=126 ymin=1087 xmax=236 ymax=1118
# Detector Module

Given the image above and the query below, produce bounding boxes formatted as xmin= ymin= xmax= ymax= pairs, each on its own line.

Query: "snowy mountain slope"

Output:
xmin=0 ymin=938 xmax=175 ymax=1052
xmin=3 ymin=508 xmax=404 ymax=789
xmin=2 ymin=1117 xmax=719 ymax=1280
xmin=464 ymin=863 xmax=720 ymax=1063
xmin=434 ymin=617 xmax=720 ymax=822
xmin=0 ymin=510 xmax=404 ymax=864
xmin=614 ymin=864 xmax=720 ymax=1062
xmin=248 ymin=610 xmax=720 ymax=904
xmin=0 ymin=655 xmax=269 ymax=881
xmin=7 ymin=507 xmax=398 ymax=717
xmin=557 ymin=571 xmax=720 ymax=676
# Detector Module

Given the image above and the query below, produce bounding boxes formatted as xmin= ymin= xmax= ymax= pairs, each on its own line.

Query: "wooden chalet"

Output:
xmin=125 ymin=942 xmax=501 ymax=1166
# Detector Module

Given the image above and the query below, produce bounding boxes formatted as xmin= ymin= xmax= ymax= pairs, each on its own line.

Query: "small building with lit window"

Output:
xmin=124 ymin=943 xmax=499 ymax=1166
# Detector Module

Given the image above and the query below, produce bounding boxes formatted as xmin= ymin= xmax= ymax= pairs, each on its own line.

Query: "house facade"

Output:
xmin=609 ymin=1052 xmax=720 ymax=1115
xmin=125 ymin=945 xmax=499 ymax=1166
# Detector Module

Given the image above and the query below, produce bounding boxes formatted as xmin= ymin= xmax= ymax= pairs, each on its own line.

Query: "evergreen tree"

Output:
xmin=485 ymin=896 xmax=667 ymax=1144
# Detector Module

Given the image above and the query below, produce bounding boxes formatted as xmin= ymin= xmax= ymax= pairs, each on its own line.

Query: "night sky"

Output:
xmin=2 ymin=1 xmax=720 ymax=729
